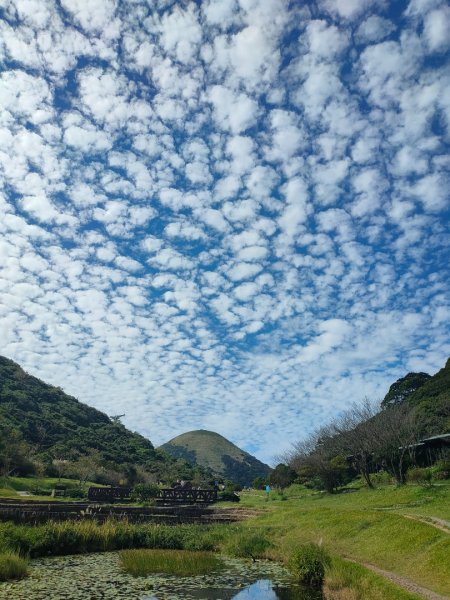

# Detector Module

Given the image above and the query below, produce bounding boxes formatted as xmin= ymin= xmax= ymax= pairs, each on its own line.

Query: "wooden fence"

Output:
xmin=87 ymin=486 xmax=218 ymax=504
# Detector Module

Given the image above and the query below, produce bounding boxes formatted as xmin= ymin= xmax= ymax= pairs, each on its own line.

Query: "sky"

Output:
xmin=0 ymin=0 xmax=449 ymax=465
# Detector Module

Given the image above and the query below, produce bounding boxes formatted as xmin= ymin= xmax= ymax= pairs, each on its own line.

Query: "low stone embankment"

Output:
xmin=0 ymin=499 xmax=258 ymax=525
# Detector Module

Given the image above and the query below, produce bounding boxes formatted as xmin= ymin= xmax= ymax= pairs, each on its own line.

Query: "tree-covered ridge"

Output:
xmin=381 ymin=372 xmax=431 ymax=408
xmin=381 ymin=358 xmax=450 ymax=434
xmin=160 ymin=429 xmax=271 ymax=487
xmin=407 ymin=358 xmax=450 ymax=434
xmin=0 ymin=356 xmax=195 ymax=483
xmin=285 ymin=357 xmax=450 ymax=492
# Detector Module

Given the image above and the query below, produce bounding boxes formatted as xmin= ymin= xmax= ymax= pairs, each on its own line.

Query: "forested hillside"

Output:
xmin=381 ymin=358 xmax=450 ymax=433
xmin=285 ymin=357 xmax=450 ymax=492
xmin=406 ymin=358 xmax=450 ymax=433
xmin=0 ymin=356 xmax=197 ymax=484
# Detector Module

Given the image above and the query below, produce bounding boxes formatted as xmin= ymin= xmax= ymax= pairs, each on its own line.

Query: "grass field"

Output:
xmin=0 ymin=475 xmax=448 ymax=598
xmin=237 ymin=480 xmax=450 ymax=597
xmin=0 ymin=476 xmax=100 ymax=500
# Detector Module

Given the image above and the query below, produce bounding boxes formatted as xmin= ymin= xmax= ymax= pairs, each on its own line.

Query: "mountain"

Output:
xmin=381 ymin=372 xmax=431 ymax=408
xmin=381 ymin=358 xmax=450 ymax=434
xmin=160 ymin=429 xmax=272 ymax=487
xmin=407 ymin=358 xmax=450 ymax=434
xmin=0 ymin=356 xmax=195 ymax=482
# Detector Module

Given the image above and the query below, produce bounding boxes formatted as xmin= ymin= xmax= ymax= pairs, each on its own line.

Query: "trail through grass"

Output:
xmin=238 ymin=482 xmax=450 ymax=596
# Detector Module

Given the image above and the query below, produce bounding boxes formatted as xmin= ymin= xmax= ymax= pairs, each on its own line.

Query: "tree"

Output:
xmin=381 ymin=372 xmax=430 ymax=408
xmin=70 ymin=449 xmax=104 ymax=489
xmin=52 ymin=458 xmax=70 ymax=481
xmin=269 ymin=463 xmax=297 ymax=491
xmin=252 ymin=475 xmax=269 ymax=490
xmin=286 ymin=431 xmax=353 ymax=493
xmin=0 ymin=427 xmax=32 ymax=477
xmin=329 ymin=399 xmax=379 ymax=489
xmin=372 ymin=404 xmax=420 ymax=484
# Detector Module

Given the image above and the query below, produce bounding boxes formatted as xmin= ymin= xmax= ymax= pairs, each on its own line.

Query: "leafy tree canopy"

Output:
xmin=381 ymin=372 xmax=431 ymax=408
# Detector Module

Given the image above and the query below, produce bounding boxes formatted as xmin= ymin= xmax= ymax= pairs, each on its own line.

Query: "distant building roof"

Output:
xmin=420 ymin=433 xmax=450 ymax=443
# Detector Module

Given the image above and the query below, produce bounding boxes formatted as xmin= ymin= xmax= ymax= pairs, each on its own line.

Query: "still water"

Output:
xmin=0 ymin=552 xmax=322 ymax=600
xmin=145 ymin=576 xmax=322 ymax=599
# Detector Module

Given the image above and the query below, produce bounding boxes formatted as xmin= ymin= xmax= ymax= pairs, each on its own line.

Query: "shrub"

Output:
xmin=0 ymin=552 xmax=28 ymax=581
xmin=289 ymin=543 xmax=330 ymax=588
xmin=370 ymin=470 xmax=392 ymax=485
xmin=225 ymin=529 xmax=271 ymax=561
xmin=407 ymin=467 xmax=432 ymax=485
xmin=217 ymin=491 xmax=240 ymax=502
xmin=131 ymin=483 xmax=160 ymax=502
xmin=431 ymin=459 xmax=450 ymax=481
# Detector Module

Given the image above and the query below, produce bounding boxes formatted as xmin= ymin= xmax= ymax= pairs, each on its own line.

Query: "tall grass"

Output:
xmin=0 ymin=552 xmax=28 ymax=582
xmin=289 ymin=543 xmax=331 ymax=588
xmin=119 ymin=549 xmax=223 ymax=577
xmin=324 ymin=557 xmax=422 ymax=600
xmin=224 ymin=528 xmax=272 ymax=561
xmin=0 ymin=520 xmax=223 ymax=558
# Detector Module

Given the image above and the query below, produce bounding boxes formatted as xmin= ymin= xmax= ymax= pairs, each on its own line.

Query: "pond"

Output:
xmin=0 ymin=552 xmax=322 ymax=600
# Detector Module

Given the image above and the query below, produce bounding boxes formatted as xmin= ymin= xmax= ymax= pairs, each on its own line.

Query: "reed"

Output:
xmin=119 ymin=548 xmax=224 ymax=577
xmin=0 ymin=520 xmax=221 ymax=558
xmin=0 ymin=552 xmax=28 ymax=582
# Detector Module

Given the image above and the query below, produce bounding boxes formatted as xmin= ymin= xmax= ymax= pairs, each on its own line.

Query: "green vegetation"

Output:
xmin=289 ymin=543 xmax=330 ymax=588
xmin=407 ymin=358 xmax=450 ymax=434
xmin=269 ymin=463 xmax=297 ymax=491
xmin=238 ymin=481 xmax=450 ymax=596
xmin=0 ymin=520 xmax=221 ymax=557
xmin=0 ymin=480 xmax=448 ymax=597
xmin=324 ymin=556 xmax=422 ymax=600
xmin=380 ymin=359 xmax=450 ymax=434
xmin=224 ymin=528 xmax=272 ymax=562
xmin=0 ymin=552 xmax=28 ymax=582
xmin=119 ymin=549 xmax=223 ymax=577
xmin=285 ymin=358 xmax=450 ymax=491
xmin=0 ymin=356 xmax=207 ymax=486
xmin=130 ymin=483 xmax=160 ymax=503
xmin=0 ymin=475 xmax=99 ymax=500
xmin=381 ymin=372 xmax=431 ymax=408
xmin=1 ymin=355 xmax=449 ymax=598
xmin=160 ymin=429 xmax=271 ymax=487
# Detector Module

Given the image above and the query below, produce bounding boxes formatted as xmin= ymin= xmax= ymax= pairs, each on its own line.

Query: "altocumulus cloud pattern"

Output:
xmin=0 ymin=0 xmax=449 ymax=463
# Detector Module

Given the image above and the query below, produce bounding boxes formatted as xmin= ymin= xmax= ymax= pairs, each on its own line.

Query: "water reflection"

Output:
xmin=233 ymin=579 xmax=322 ymax=599
xmin=145 ymin=578 xmax=323 ymax=600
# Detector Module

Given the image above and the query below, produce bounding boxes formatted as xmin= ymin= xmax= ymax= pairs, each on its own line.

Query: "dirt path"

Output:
xmin=345 ymin=558 xmax=449 ymax=600
xmin=402 ymin=514 xmax=450 ymax=534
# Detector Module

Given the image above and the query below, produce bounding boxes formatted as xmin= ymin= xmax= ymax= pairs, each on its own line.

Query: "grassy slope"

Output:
xmin=161 ymin=429 xmax=271 ymax=486
xmin=238 ymin=482 xmax=450 ymax=596
xmin=0 ymin=476 xmax=101 ymax=500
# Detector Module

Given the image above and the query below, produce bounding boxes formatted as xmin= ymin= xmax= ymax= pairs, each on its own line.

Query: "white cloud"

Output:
xmin=355 ymin=15 xmax=396 ymax=44
xmin=320 ymin=0 xmax=384 ymax=20
xmin=410 ymin=172 xmax=449 ymax=212
xmin=0 ymin=0 xmax=448 ymax=465
xmin=60 ymin=0 xmax=119 ymax=38
xmin=422 ymin=6 xmax=450 ymax=53
xmin=227 ymin=262 xmax=263 ymax=282
xmin=159 ymin=4 xmax=202 ymax=64
xmin=208 ymin=85 xmax=259 ymax=133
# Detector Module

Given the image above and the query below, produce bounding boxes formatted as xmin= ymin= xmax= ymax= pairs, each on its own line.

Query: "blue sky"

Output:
xmin=0 ymin=0 xmax=449 ymax=464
